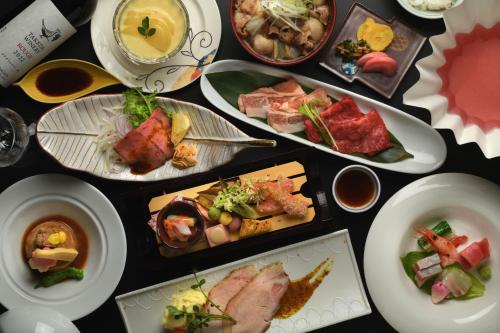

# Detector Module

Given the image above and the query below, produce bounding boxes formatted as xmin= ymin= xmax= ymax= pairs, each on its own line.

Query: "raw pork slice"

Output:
xmin=202 ymin=265 xmax=258 ymax=332
xmin=223 ymin=263 xmax=290 ymax=333
xmin=267 ymin=88 xmax=331 ymax=133
xmin=113 ymin=108 xmax=174 ymax=174
xmin=237 ymin=79 xmax=305 ymax=118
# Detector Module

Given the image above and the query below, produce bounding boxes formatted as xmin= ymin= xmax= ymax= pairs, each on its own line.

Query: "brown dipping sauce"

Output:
xmin=275 ymin=258 xmax=332 ymax=319
xmin=22 ymin=215 xmax=88 ymax=269
xmin=335 ymin=169 xmax=376 ymax=208
xmin=35 ymin=67 xmax=93 ymax=97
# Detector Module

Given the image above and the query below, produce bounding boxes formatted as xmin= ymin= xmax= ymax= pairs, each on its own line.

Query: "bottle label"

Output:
xmin=0 ymin=0 xmax=77 ymax=88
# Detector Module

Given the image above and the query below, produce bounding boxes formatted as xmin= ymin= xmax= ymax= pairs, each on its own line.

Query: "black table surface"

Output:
xmin=1 ymin=0 xmax=499 ymax=332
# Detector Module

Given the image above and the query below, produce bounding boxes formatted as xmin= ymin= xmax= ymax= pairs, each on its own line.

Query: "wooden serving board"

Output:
xmin=147 ymin=161 xmax=315 ymax=258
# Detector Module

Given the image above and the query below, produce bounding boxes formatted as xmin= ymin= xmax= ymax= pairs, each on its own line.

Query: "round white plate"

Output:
xmin=396 ymin=0 xmax=463 ymax=19
xmin=90 ymin=0 xmax=221 ymax=93
xmin=0 ymin=174 xmax=127 ymax=320
xmin=364 ymin=173 xmax=500 ymax=333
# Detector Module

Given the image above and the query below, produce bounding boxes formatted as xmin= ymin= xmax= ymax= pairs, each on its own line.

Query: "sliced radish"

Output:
xmin=431 ymin=281 xmax=450 ymax=304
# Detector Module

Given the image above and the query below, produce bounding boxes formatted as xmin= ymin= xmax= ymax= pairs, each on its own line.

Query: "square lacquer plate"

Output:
xmin=320 ymin=3 xmax=426 ymax=98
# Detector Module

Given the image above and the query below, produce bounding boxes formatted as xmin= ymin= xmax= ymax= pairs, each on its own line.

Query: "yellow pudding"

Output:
xmin=114 ymin=0 xmax=189 ymax=63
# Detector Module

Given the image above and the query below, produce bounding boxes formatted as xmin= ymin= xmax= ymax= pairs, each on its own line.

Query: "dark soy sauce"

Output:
xmin=335 ymin=169 xmax=375 ymax=208
xmin=35 ymin=67 xmax=93 ymax=96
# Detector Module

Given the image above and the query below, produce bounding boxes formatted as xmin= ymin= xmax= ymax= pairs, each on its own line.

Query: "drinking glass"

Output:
xmin=0 ymin=107 xmax=33 ymax=167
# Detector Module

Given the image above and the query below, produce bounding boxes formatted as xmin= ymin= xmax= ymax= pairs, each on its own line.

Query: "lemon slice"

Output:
xmin=171 ymin=113 xmax=191 ymax=146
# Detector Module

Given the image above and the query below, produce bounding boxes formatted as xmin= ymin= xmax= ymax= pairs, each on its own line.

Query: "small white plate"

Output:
xmin=364 ymin=173 xmax=500 ymax=333
xmin=116 ymin=229 xmax=371 ymax=333
xmin=90 ymin=0 xmax=221 ymax=93
xmin=201 ymin=59 xmax=447 ymax=174
xmin=396 ymin=0 xmax=463 ymax=19
xmin=0 ymin=174 xmax=127 ymax=320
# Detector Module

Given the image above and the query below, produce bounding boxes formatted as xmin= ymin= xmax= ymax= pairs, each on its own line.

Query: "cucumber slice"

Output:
xmin=417 ymin=220 xmax=453 ymax=252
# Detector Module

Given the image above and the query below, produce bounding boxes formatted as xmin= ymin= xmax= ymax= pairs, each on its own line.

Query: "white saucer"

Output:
xmin=90 ymin=0 xmax=221 ymax=93
xmin=0 ymin=174 xmax=127 ymax=320
xmin=364 ymin=173 xmax=500 ymax=333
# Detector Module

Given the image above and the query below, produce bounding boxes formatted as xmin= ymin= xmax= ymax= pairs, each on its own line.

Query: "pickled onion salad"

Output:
xmin=400 ymin=220 xmax=491 ymax=304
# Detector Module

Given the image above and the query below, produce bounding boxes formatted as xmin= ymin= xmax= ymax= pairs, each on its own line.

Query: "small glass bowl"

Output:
xmin=112 ymin=0 xmax=190 ymax=65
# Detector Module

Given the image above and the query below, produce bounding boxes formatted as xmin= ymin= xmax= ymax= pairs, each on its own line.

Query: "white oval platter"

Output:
xmin=201 ymin=59 xmax=447 ymax=174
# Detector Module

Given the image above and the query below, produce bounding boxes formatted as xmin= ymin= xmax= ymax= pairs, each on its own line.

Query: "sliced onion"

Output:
xmin=245 ymin=17 xmax=266 ymax=36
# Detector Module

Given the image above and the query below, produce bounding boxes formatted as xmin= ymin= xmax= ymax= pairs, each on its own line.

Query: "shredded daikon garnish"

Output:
xmin=95 ymin=107 xmax=132 ymax=173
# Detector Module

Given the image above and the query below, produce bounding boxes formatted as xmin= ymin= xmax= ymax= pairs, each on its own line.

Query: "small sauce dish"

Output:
xmin=332 ymin=164 xmax=380 ymax=213
xmin=156 ymin=200 xmax=205 ymax=249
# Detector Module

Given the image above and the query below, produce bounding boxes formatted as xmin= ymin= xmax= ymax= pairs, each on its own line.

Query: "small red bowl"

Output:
xmin=230 ymin=0 xmax=337 ymax=66
xmin=156 ymin=200 xmax=206 ymax=249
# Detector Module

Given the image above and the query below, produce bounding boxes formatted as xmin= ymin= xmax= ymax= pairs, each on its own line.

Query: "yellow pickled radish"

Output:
xmin=357 ymin=17 xmax=375 ymax=40
xmin=171 ymin=113 xmax=191 ymax=146
xmin=363 ymin=24 xmax=394 ymax=51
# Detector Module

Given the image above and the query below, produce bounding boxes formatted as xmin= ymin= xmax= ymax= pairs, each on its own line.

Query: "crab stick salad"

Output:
xmin=400 ymin=220 xmax=491 ymax=304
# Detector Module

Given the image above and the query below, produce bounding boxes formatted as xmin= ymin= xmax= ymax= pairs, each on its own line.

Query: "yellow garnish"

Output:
xmin=47 ymin=231 xmax=67 ymax=245
xmin=171 ymin=113 xmax=191 ymax=146
xmin=356 ymin=17 xmax=394 ymax=51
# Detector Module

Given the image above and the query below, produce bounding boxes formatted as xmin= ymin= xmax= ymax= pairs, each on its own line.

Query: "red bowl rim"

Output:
xmin=229 ymin=0 xmax=337 ymax=66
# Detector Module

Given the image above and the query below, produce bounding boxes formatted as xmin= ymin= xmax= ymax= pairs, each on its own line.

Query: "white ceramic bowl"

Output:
xmin=332 ymin=165 xmax=381 ymax=213
xmin=0 ymin=306 xmax=79 ymax=333
xmin=396 ymin=0 xmax=464 ymax=19
xmin=0 ymin=174 xmax=127 ymax=320
xmin=364 ymin=173 xmax=500 ymax=333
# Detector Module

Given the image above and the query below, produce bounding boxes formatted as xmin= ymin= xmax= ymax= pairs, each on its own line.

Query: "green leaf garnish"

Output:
xmin=298 ymin=103 xmax=338 ymax=150
xmin=137 ymin=16 xmax=156 ymax=38
xmin=123 ymin=87 xmax=174 ymax=127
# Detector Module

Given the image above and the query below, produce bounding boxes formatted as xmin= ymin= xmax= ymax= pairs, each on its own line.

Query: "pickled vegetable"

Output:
xmin=171 ymin=113 xmax=191 ymax=146
xmin=208 ymin=206 xmax=221 ymax=222
xmin=219 ymin=212 xmax=233 ymax=226
xmin=356 ymin=17 xmax=375 ymax=40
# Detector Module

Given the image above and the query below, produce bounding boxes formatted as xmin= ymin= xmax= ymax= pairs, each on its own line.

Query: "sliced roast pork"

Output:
xmin=202 ymin=265 xmax=258 ymax=332
xmin=223 ymin=263 xmax=290 ymax=333
xmin=113 ymin=108 xmax=174 ymax=174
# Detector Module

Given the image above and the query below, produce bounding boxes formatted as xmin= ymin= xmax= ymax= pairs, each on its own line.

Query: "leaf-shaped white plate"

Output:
xmin=36 ymin=94 xmax=266 ymax=182
xmin=115 ymin=229 xmax=371 ymax=333
xmin=201 ymin=60 xmax=446 ymax=174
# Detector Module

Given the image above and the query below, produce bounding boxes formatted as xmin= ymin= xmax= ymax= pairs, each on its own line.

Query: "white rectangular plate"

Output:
xmin=115 ymin=229 xmax=371 ymax=332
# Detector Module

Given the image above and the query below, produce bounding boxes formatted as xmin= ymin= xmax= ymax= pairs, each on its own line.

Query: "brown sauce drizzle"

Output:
xmin=21 ymin=215 xmax=88 ymax=269
xmin=275 ymin=258 xmax=333 ymax=319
